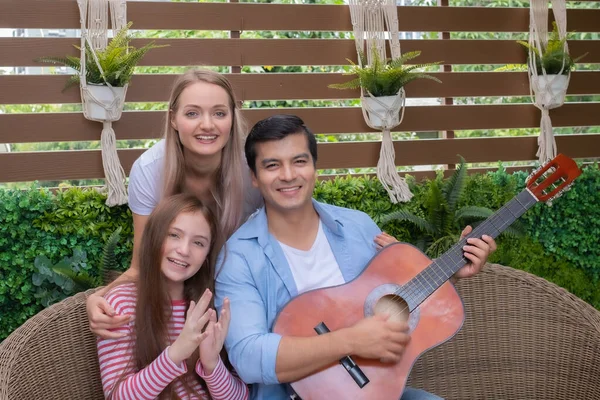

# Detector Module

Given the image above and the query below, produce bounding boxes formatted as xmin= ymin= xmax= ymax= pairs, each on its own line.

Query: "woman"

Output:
xmin=97 ymin=194 xmax=249 ymax=399
xmin=88 ymin=69 xmax=262 ymax=338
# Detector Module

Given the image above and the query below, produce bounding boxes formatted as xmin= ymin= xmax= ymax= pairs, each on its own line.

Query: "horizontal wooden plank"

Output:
xmin=2 ymin=38 xmax=600 ymax=67
xmin=318 ymin=134 xmax=600 ymax=168
xmin=1 ymin=134 xmax=598 ymax=182
xmin=2 ymin=103 xmax=600 ymax=144
xmin=2 ymin=2 xmax=599 ymax=33
xmin=320 ymin=161 xmax=598 ymax=182
xmin=2 ymin=71 xmax=600 ymax=105
xmin=49 ymin=162 xmax=593 ymax=188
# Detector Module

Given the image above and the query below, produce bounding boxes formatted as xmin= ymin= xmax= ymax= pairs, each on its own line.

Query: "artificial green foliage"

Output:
xmin=513 ymin=163 xmax=600 ymax=280
xmin=31 ymin=226 xmax=123 ymax=307
xmin=1 ymin=166 xmax=598 ymax=341
xmin=100 ymin=226 xmax=123 ymax=284
xmin=313 ymin=174 xmax=428 ymax=243
xmin=328 ymin=48 xmax=442 ymax=97
xmin=36 ymin=22 xmax=167 ymax=90
xmin=379 ymin=157 xmax=524 ymax=258
xmin=32 ymin=248 xmax=93 ymax=307
xmin=0 ymin=188 xmax=58 ymax=341
xmin=517 ymin=22 xmax=587 ymax=75
xmin=0 ymin=187 xmax=133 ymax=340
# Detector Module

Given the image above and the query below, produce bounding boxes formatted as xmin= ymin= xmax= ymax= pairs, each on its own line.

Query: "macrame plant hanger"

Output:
xmin=77 ymin=0 xmax=129 ymax=206
xmin=527 ymin=0 xmax=569 ymax=163
xmin=349 ymin=0 xmax=413 ymax=203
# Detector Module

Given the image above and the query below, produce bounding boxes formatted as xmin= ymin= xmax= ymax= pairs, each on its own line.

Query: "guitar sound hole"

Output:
xmin=373 ymin=294 xmax=409 ymax=323
xmin=364 ymin=284 xmax=420 ymax=332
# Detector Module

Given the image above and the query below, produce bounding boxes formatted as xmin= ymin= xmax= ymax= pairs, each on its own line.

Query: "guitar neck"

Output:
xmin=406 ymin=188 xmax=538 ymax=309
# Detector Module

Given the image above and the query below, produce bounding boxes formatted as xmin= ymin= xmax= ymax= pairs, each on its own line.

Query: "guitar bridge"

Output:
xmin=314 ymin=322 xmax=370 ymax=388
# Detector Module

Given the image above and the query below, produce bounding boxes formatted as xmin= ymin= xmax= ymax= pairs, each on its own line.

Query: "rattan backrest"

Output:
xmin=2 ymin=265 xmax=599 ymax=399
xmin=0 ymin=288 xmax=104 ymax=400
xmin=407 ymin=263 xmax=600 ymax=399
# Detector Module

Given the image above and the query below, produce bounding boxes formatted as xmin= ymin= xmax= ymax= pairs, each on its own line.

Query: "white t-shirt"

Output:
xmin=278 ymin=221 xmax=345 ymax=295
xmin=128 ymin=140 xmax=262 ymax=219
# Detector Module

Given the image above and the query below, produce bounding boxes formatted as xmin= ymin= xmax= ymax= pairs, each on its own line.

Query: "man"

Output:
xmin=215 ymin=115 xmax=496 ymax=400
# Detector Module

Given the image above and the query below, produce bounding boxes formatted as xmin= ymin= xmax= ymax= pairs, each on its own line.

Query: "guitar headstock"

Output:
xmin=526 ymin=154 xmax=582 ymax=203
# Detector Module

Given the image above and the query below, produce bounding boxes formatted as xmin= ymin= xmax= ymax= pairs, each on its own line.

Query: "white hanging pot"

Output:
xmin=83 ymin=84 xmax=126 ymax=121
xmin=362 ymin=94 xmax=403 ymax=128
xmin=531 ymin=74 xmax=569 ymax=109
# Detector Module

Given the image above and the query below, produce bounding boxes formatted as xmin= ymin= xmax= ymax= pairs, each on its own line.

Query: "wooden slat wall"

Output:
xmin=2 ymin=135 xmax=596 ymax=183
xmin=2 ymin=2 xmax=600 ymax=32
xmin=0 ymin=1 xmax=599 ymax=183
xmin=3 ymin=104 xmax=600 ymax=143
xmin=3 ymin=71 xmax=600 ymax=105
xmin=3 ymin=38 xmax=600 ymax=67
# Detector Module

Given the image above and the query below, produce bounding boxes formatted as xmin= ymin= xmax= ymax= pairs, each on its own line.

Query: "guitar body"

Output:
xmin=272 ymin=242 xmax=465 ymax=400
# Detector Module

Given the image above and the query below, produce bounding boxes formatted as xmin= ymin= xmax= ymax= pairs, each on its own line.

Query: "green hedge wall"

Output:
xmin=1 ymin=165 xmax=598 ymax=340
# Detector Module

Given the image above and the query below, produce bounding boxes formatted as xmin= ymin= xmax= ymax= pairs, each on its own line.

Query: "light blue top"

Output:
xmin=215 ymin=199 xmax=382 ymax=400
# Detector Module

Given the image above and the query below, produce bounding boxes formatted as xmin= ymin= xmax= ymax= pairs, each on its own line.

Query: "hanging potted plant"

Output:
xmin=329 ymin=48 xmax=442 ymax=126
xmin=36 ymin=22 xmax=165 ymax=120
xmin=517 ymin=22 xmax=587 ymax=107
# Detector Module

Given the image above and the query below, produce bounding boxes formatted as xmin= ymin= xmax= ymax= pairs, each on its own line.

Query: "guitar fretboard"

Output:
xmin=401 ymin=189 xmax=538 ymax=309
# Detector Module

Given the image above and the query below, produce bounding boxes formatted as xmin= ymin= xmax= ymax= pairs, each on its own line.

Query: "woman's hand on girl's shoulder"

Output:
xmin=199 ymin=297 xmax=231 ymax=375
xmin=169 ymin=289 xmax=213 ymax=366
xmin=87 ymin=292 xmax=131 ymax=339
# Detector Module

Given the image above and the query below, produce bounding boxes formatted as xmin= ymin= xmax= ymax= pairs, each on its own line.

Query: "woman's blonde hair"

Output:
xmin=162 ymin=69 xmax=246 ymax=256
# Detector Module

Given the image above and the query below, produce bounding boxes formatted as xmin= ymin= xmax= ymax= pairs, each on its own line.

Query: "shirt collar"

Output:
xmin=236 ymin=198 xmax=344 ymax=242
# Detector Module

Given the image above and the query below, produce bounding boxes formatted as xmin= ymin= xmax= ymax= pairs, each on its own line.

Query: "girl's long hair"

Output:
xmin=134 ymin=193 xmax=217 ymax=399
xmin=162 ymin=68 xmax=247 ymax=261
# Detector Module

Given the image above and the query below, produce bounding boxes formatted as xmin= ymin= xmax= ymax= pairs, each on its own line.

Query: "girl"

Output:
xmin=88 ymin=69 xmax=262 ymax=337
xmin=97 ymin=194 xmax=249 ymax=400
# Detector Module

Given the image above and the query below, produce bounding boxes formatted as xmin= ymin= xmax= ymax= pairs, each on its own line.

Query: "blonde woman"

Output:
xmin=88 ymin=69 xmax=262 ymax=338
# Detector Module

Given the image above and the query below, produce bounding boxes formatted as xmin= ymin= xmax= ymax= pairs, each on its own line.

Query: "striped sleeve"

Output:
xmin=97 ymin=287 xmax=187 ymax=399
xmin=196 ymin=358 xmax=249 ymax=400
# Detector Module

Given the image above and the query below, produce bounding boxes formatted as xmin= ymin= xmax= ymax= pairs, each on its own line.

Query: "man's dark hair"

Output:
xmin=244 ymin=114 xmax=318 ymax=174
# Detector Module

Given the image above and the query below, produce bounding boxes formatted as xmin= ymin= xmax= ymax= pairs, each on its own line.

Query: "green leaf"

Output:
xmin=381 ymin=210 xmax=435 ymax=234
xmin=455 ymin=205 xmax=494 ymax=221
xmin=328 ymin=46 xmax=442 ymax=96
xmin=32 ymin=273 xmax=44 ymax=286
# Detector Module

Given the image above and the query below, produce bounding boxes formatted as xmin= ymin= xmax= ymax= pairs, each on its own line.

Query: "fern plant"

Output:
xmin=36 ymin=22 xmax=166 ymax=91
xmin=32 ymin=227 xmax=123 ymax=306
xmin=329 ymin=47 xmax=442 ymax=97
xmin=517 ymin=22 xmax=587 ymax=75
xmin=380 ymin=156 xmax=524 ymax=258
xmin=99 ymin=226 xmax=123 ymax=285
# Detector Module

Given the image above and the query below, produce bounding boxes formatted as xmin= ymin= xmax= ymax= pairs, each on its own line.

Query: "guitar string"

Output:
xmin=379 ymin=194 xmax=520 ymax=317
xmin=379 ymin=191 xmax=534 ymax=322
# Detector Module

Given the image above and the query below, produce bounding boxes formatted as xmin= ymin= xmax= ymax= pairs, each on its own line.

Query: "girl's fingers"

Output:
xmin=197 ymin=330 xmax=209 ymax=343
xmin=220 ymin=298 xmax=231 ymax=334
xmin=191 ymin=289 xmax=213 ymax=320
xmin=202 ymin=320 xmax=216 ymax=343
xmin=196 ymin=309 xmax=213 ymax=331
xmin=209 ymin=308 xmax=218 ymax=323
xmin=186 ymin=300 xmax=196 ymax=319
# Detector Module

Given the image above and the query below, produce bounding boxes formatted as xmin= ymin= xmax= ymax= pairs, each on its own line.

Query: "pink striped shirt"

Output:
xmin=97 ymin=284 xmax=249 ymax=400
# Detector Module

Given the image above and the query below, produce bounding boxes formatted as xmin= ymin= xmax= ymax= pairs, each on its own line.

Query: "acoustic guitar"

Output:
xmin=272 ymin=153 xmax=581 ymax=400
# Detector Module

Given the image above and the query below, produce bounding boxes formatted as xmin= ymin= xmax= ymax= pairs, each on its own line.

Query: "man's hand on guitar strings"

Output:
xmin=453 ymin=225 xmax=497 ymax=279
xmin=374 ymin=227 xmax=496 ymax=278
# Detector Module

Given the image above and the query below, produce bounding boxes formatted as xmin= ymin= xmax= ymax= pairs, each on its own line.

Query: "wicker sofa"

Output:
xmin=1 ymin=263 xmax=599 ymax=399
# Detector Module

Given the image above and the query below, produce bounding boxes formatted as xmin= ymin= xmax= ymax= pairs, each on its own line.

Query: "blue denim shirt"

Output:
xmin=215 ymin=199 xmax=382 ymax=400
